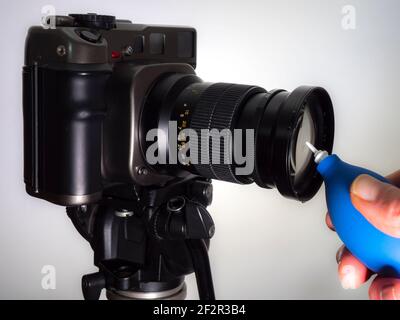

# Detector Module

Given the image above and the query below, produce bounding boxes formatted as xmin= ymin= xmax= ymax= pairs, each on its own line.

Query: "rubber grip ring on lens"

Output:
xmin=190 ymin=83 xmax=233 ymax=180
xmin=190 ymin=83 xmax=264 ymax=183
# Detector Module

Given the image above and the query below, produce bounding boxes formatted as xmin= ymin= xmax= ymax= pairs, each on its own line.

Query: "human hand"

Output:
xmin=326 ymin=170 xmax=400 ymax=300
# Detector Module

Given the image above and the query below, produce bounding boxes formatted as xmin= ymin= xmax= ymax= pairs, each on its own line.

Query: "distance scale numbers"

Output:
xmin=176 ymin=103 xmax=192 ymax=166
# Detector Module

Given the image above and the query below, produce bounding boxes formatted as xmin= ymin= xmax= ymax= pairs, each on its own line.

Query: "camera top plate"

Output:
xmin=25 ymin=13 xmax=197 ymax=67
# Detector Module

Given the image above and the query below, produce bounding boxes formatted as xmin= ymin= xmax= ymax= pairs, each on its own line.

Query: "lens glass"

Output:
xmin=290 ymin=104 xmax=315 ymax=183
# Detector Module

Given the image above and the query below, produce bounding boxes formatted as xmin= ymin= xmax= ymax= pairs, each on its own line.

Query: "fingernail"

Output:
xmin=336 ymin=245 xmax=346 ymax=264
xmin=351 ymin=175 xmax=382 ymax=202
xmin=340 ymin=265 xmax=357 ymax=290
xmin=379 ymin=285 xmax=399 ymax=300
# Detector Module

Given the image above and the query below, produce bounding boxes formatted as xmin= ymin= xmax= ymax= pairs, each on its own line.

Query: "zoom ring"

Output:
xmin=190 ymin=83 xmax=264 ymax=183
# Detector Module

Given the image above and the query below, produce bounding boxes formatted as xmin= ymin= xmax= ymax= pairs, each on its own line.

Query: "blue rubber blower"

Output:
xmin=305 ymin=142 xmax=400 ymax=277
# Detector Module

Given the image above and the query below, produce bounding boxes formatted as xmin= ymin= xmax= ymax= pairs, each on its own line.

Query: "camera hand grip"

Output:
xmin=23 ymin=64 xmax=111 ymax=205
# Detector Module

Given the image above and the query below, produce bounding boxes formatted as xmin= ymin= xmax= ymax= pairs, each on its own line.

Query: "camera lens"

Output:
xmin=290 ymin=103 xmax=315 ymax=184
xmin=141 ymin=74 xmax=334 ymax=202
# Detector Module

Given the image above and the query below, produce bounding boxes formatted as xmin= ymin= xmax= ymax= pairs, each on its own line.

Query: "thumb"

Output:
xmin=350 ymin=174 xmax=400 ymax=238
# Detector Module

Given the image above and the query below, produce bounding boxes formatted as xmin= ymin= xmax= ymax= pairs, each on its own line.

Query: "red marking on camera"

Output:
xmin=111 ymin=51 xmax=121 ymax=59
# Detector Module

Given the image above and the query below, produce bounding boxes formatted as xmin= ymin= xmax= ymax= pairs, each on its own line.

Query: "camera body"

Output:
xmin=23 ymin=14 xmax=198 ymax=206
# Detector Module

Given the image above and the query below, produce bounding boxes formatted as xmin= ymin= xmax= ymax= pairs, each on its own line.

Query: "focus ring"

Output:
xmin=190 ymin=83 xmax=233 ymax=179
xmin=190 ymin=83 xmax=264 ymax=183
xmin=209 ymin=85 xmax=264 ymax=183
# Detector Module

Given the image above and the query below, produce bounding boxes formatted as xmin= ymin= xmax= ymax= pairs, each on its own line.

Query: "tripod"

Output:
xmin=67 ymin=177 xmax=216 ymax=300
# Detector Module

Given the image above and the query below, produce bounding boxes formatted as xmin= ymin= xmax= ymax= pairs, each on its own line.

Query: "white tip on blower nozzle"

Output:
xmin=305 ymin=141 xmax=329 ymax=164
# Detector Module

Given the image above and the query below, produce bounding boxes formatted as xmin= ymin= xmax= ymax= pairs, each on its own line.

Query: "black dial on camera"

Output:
xmin=69 ymin=13 xmax=116 ymax=30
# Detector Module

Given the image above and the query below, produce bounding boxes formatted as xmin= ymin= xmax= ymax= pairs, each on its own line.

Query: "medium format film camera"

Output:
xmin=23 ymin=13 xmax=335 ymax=300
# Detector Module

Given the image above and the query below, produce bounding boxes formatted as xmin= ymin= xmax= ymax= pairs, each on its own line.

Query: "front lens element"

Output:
xmin=266 ymin=86 xmax=334 ymax=201
xmin=291 ymin=104 xmax=316 ymax=183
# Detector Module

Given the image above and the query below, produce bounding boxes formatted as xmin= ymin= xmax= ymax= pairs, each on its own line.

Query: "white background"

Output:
xmin=0 ymin=0 xmax=399 ymax=299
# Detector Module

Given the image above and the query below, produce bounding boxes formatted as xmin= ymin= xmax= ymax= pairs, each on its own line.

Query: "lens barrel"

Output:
xmin=241 ymin=86 xmax=335 ymax=201
xmin=141 ymin=74 xmax=334 ymax=202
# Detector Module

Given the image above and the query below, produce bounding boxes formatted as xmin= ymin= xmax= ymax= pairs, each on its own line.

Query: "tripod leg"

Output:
xmin=186 ymin=239 xmax=215 ymax=300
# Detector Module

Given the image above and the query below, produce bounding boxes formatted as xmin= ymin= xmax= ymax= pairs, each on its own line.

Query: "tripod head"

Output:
xmin=67 ymin=177 xmax=216 ymax=300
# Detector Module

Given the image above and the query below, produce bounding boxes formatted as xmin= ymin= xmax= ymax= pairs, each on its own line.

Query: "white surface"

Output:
xmin=0 ymin=0 xmax=399 ymax=299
